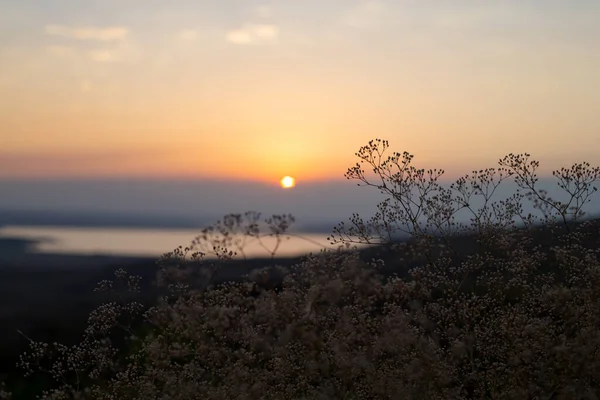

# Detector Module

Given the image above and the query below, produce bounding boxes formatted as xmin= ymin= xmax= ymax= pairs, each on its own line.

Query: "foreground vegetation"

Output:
xmin=3 ymin=139 xmax=600 ymax=399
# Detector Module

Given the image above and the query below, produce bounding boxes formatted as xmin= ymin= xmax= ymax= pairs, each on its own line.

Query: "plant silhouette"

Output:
xmin=7 ymin=139 xmax=600 ymax=399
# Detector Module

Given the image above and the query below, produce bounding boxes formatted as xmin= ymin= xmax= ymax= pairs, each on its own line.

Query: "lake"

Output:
xmin=0 ymin=225 xmax=348 ymax=259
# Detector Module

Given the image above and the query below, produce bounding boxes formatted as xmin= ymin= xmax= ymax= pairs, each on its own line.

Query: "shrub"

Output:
xmin=9 ymin=139 xmax=600 ymax=399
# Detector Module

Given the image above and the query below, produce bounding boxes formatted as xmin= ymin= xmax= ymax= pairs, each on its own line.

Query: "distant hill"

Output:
xmin=0 ymin=237 xmax=38 ymax=256
xmin=0 ymin=209 xmax=213 ymax=229
xmin=0 ymin=209 xmax=344 ymax=233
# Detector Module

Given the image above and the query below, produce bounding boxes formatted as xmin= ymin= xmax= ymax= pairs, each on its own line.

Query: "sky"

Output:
xmin=1 ymin=0 xmax=600 ymax=185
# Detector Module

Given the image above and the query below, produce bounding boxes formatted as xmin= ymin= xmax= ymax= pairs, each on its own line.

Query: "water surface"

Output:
xmin=0 ymin=226 xmax=344 ymax=259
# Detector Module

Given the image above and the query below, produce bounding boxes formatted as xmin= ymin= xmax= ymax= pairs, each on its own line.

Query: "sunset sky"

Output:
xmin=1 ymin=0 xmax=599 ymax=183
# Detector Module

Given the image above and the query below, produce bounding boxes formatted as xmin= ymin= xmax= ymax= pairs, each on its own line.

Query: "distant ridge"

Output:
xmin=0 ymin=209 xmax=341 ymax=233
xmin=0 ymin=237 xmax=39 ymax=256
xmin=1 ymin=208 xmax=598 ymax=233
xmin=0 ymin=209 xmax=212 ymax=229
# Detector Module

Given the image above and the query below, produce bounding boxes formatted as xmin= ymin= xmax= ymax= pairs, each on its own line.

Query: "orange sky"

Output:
xmin=1 ymin=1 xmax=599 ymax=183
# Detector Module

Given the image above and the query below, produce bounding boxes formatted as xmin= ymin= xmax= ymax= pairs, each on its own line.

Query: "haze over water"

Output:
xmin=1 ymin=178 xmax=599 ymax=258
xmin=0 ymin=225 xmax=340 ymax=258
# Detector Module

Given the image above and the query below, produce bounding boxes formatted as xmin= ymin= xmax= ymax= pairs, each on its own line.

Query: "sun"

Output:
xmin=280 ymin=176 xmax=296 ymax=189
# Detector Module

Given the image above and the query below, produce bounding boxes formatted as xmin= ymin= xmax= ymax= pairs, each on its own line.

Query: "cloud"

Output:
xmin=46 ymin=45 xmax=75 ymax=57
xmin=227 ymin=30 xmax=252 ymax=44
xmin=226 ymin=24 xmax=278 ymax=45
xmin=44 ymin=25 xmax=129 ymax=41
xmin=178 ymin=29 xmax=198 ymax=41
xmin=88 ymin=49 xmax=116 ymax=62
xmin=341 ymin=0 xmax=385 ymax=28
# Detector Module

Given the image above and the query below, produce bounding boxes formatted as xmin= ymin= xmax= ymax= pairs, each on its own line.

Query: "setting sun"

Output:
xmin=280 ymin=176 xmax=296 ymax=189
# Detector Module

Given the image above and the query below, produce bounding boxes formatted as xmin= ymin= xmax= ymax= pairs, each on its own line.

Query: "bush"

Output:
xmin=8 ymin=139 xmax=600 ymax=399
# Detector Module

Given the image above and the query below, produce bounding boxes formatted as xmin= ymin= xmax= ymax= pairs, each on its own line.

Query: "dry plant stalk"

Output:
xmin=9 ymin=139 xmax=600 ymax=399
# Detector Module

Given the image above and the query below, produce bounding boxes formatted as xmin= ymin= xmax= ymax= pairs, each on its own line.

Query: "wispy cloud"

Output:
xmin=341 ymin=0 xmax=385 ymax=29
xmin=178 ymin=29 xmax=198 ymax=41
xmin=45 ymin=45 xmax=75 ymax=57
xmin=43 ymin=29 xmax=138 ymax=65
xmin=88 ymin=49 xmax=116 ymax=62
xmin=226 ymin=24 xmax=278 ymax=45
xmin=44 ymin=25 xmax=129 ymax=41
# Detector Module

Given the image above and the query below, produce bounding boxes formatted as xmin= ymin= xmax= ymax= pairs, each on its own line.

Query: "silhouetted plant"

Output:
xmin=0 ymin=381 xmax=11 ymax=400
xmin=9 ymin=139 xmax=600 ymax=399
